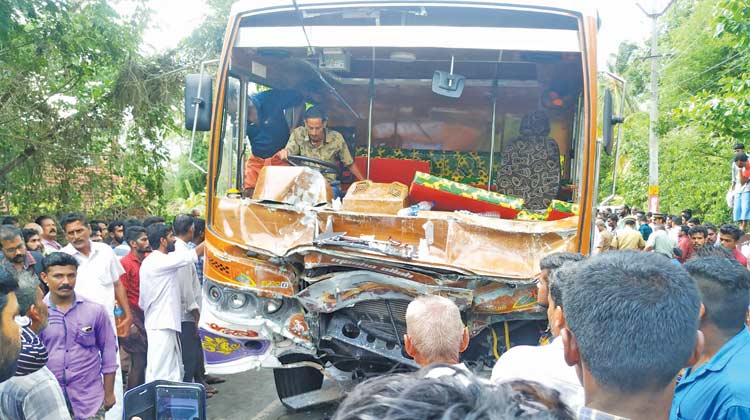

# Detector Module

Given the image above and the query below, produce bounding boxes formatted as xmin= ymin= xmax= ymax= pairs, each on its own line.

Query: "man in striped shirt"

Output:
xmin=13 ymin=271 xmax=48 ymax=376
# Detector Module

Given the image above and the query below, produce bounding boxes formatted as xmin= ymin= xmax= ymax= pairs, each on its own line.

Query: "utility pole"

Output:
xmin=637 ymin=0 xmax=676 ymax=213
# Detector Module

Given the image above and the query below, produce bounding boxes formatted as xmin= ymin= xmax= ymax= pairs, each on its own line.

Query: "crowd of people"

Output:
xmin=0 ymin=211 xmax=225 ymax=420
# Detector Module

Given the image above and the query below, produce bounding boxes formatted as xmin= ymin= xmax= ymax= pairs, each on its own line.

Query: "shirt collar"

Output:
xmin=304 ymin=127 xmax=328 ymax=146
xmin=45 ymin=293 xmax=84 ymax=311
xmin=578 ymin=406 xmax=631 ymax=420
xmin=681 ymin=328 xmax=750 ymax=384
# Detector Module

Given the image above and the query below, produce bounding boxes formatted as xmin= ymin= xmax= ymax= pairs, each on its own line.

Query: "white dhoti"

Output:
xmin=145 ymin=329 xmax=184 ymax=382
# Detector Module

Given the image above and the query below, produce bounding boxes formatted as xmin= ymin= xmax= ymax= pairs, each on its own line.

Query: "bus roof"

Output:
xmin=229 ymin=0 xmax=598 ymax=20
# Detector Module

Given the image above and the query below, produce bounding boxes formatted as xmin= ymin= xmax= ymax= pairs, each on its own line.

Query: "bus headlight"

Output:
xmin=228 ymin=292 xmax=248 ymax=309
xmin=207 ymin=285 xmax=222 ymax=304
xmin=262 ymin=298 xmax=283 ymax=315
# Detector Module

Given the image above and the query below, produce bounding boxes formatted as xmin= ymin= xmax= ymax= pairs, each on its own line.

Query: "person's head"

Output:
xmin=653 ymin=213 xmax=665 ymax=224
xmin=22 ymin=223 xmax=42 ymax=235
xmin=678 ymin=224 xmax=690 ymax=238
xmin=684 ymin=257 xmax=750 ymax=337
xmin=15 ymin=270 xmax=48 ymax=333
xmin=35 ymin=216 xmax=57 ymax=240
xmin=0 ymin=225 xmax=26 ymax=266
xmin=618 ymin=205 xmax=630 ymax=217
xmin=561 ymin=251 xmax=702 ymax=398
xmin=733 ymin=152 xmax=747 ymax=167
xmin=172 ymin=214 xmax=195 ymax=241
xmin=107 ymin=220 xmax=125 ymax=244
xmin=733 ymin=142 xmax=745 ymax=153
xmin=303 ymin=106 xmax=327 ymax=143
xmin=681 ymin=209 xmax=693 ymax=224
xmin=41 ymin=252 xmax=79 ymax=302
xmin=60 ymin=213 xmax=90 ymax=252
xmin=142 ymin=216 xmax=165 ymax=229
xmin=694 ymin=244 xmax=734 ymax=259
xmin=704 ymin=223 xmax=717 ymax=245
xmin=89 ymin=224 xmax=103 ymax=242
xmin=21 ymin=228 xmax=42 ymax=252
xmin=688 ymin=226 xmax=708 ymax=249
xmin=190 ymin=209 xmax=201 ymax=218
xmin=404 ymin=296 xmax=469 ymax=366
xmin=125 ymin=226 xmax=150 ymax=256
xmin=193 ymin=218 xmax=206 ymax=244
xmin=687 ymin=217 xmax=700 ymax=229
xmin=606 ymin=214 xmax=618 ymax=230
xmin=636 ymin=214 xmax=647 ymax=225
xmin=595 ymin=219 xmax=606 ymax=232
xmin=546 ymin=262 xmax=580 ymax=337
xmin=1 ymin=216 xmax=18 ymax=227
xmin=333 ymin=368 xmax=575 ymax=420
xmin=537 ymin=252 xmax=585 ymax=308
xmin=146 ymin=223 xmax=175 ymax=253
xmin=623 ymin=218 xmax=636 ymax=228
xmin=0 ymin=265 xmax=20 ymax=383
xmin=645 ymin=211 xmax=653 ymax=223
xmin=719 ymin=224 xmax=743 ymax=249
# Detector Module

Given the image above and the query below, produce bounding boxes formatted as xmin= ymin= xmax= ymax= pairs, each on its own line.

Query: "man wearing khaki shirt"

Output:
xmin=612 ymin=216 xmax=646 ymax=250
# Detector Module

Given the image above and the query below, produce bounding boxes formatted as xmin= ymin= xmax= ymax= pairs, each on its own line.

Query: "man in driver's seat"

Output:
xmin=276 ymin=106 xmax=365 ymax=198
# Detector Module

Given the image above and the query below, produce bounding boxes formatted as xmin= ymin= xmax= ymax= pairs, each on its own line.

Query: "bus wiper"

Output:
xmin=297 ymin=59 xmax=362 ymax=119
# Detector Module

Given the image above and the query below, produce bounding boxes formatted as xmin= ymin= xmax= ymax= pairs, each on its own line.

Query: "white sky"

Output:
xmin=115 ymin=0 xmax=656 ymax=67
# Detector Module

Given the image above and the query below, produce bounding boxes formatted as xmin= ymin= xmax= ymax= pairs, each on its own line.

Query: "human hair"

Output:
xmin=684 ymin=257 xmax=750 ymax=334
xmin=694 ymin=245 xmax=734 ymax=259
xmin=107 ymin=220 xmax=124 ymax=233
xmin=637 ymin=214 xmax=647 ymax=222
xmin=90 ymin=224 xmax=102 ymax=235
xmin=688 ymin=225 xmax=707 ymax=238
xmin=562 ymin=251 xmax=701 ymax=394
xmin=59 ymin=212 xmax=87 ymax=230
xmin=1 ymin=216 xmax=18 ymax=226
xmin=15 ymin=271 xmax=41 ymax=317
xmin=670 ymin=215 xmax=682 ymax=226
xmin=680 ymin=225 xmax=690 ymax=235
xmin=687 ymin=217 xmax=701 ymax=225
xmin=0 ymin=266 xmax=19 ymax=316
xmin=304 ymin=106 xmax=326 ymax=121
xmin=0 ymin=225 xmax=22 ymax=243
xmin=607 ymin=214 xmax=618 ymax=223
xmin=34 ymin=215 xmax=54 ymax=227
xmin=733 ymin=142 xmax=745 ymax=150
xmin=595 ymin=219 xmax=605 ymax=228
xmin=125 ymin=226 xmax=147 ymax=244
xmin=653 ymin=224 xmax=666 ymax=232
xmin=703 ymin=222 xmax=716 ymax=233
xmin=146 ymin=223 xmax=172 ymax=250
xmin=624 ymin=219 xmax=636 ymax=227
xmin=42 ymin=252 xmax=79 ymax=273
xmin=405 ymin=296 xmax=465 ymax=363
xmin=193 ymin=218 xmax=206 ymax=237
xmin=332 ymin=367 xmax=575 ymax=420
xmin=539 ymin=252 xmax=585 ymax=272
xmin=719 ymin=224 xmax=742 ymax=241
xmin=142 ymin=216 xmax=165 ymax=229
xmin=172 ymin=214 xmax=194 ymax=236
xmin=548 ymin=262 xmax=580 ymax=310
xmin=734 ymin=152 xmax=748 ymax=162
xmin=21 ymin=228 xmax=39 ymax=244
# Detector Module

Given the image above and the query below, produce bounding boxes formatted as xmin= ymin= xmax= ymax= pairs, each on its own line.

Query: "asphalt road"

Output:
xmin=206 ymin=369 xmax=337 ymax=420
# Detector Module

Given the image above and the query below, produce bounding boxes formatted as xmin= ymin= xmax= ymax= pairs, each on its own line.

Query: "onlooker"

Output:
xmin=646 ymin=224 xmax=679 ymax=264
xmin=687 ymin=217 xmax=701 ymax=229
xmin=188 ymin=218 xmax=206 ymax=285
xmin=704 ymin=222 xmax=719 ymax=247
xmin=35 ymin=216 xmax=62 ymax=253
xmin=60 ymin=212 xmax=130 ymax=420
xmin=1 ymin=225 xmax=40 ymax=277
xmin=668 ymin=215 xmax=682 ymax=244
xmin=13 ymin=271 xmax=48 ymax=376
xmin=492 ymin=261 xmax=584 ymax=411
xmin=681 ymin=209 xmax=694 ymax=225
xmin=594 ymin=219 xmax=612 ymax=254
xmin=688 ymin=225 xmax=708 ymax=253
xmin=0 ymin=270 xmax=71 ymax=420
xmin=403 ymin=295 xmax=469 ymax=370
xmin=333 ymin=368 xmax=575 ymax=420
xmin=638 ymin=213 xmax=652 ymax=241
xmin=139 ymin=223 xmax=204 ymax=382
xmin=0 ymin=265 xmax=21 ymax=383
xmin=606 ymin=214 xmax=619 ymax=234
xmin=39 ymin=252 xmax=118 ymax=419
xmin=141 ymin=216 xmax=164 ymax=229
xmin=532 ymin=252 xmax=585 ymax=310
xmin=108 ymin=221 xmax=130 ymax=258
xmin=719 ymin=224 xmax=748 ymax=266
xmin=730 ymin=143 xmax=745 ymax=212
xmin=694 ymin=244 xmax=734 ymax=259
xmin=673 ymin=257 xmax=750 ymax=419
xmin=676 ymin=225 xmax=695 ymax=263
xmin=2 ymin=216 xmax=19 ymax=227
xmin=612 ymin=216 xmax=646 ymax=250
xmin=22 ymin=228 xmax=43 ymax=253
xmin=118 ymin=226 xmax=150 ymax=390
xmin=733 ymin=152 xmax=750 ymax=231
xmin=89 ymin=224 xmax=104 ymax=243
xmin=561 ymin=251 xmax=703 ymax=420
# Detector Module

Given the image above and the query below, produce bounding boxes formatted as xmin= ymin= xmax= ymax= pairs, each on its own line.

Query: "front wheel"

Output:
xmin=273 ymin=353 xmax=324 ymax=409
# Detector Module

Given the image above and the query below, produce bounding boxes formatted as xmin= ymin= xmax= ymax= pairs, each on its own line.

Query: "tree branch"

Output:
xmin=0 ymin=144 xmax=37 ymax=178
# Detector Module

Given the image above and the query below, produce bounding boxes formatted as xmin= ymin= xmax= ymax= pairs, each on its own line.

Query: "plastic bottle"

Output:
xmin=113 ymin=303 xmax=128 ymax=337
xmin=397 ymin=201 xmax=435 ymax=217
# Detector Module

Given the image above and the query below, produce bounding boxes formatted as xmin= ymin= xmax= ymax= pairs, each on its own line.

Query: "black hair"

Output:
xmin=0 ymin=225 xmax=22 ymax=243
xmin=539 ymin=252 xmax=585 ymax=272
xmin=193 ymin=218 xmax=206 ymax=237
xmin=89 ymin=224 xmax=102 ymax=234
xmin=687 ymin=217 xmax=701 ymax=225
xmin=15 ymin=271 xmax=41 ymax=316
xmin=123 ymin=218 xmax=142 ymax=228
xmin=695 ymin=245 xmax=734 ymax=259
xmin=304 ymin=106 xmax=326 ymax=121
xmin=1 ymin=216 xmax=17 ymax=226
xmin=720 ymin=224 xmax=743 ymax=241
xmin=607 ymin=214 xmax=619 ymax=222
xmin=59 ymin=212 xmax=88 ymax=231
xmin=0 ymin=265 xmax=19 ymax=318
xmin=107 ymin=220 xmax=124 ymax=233
xmin=146 ymin=223 xmax=172 ymax=250
xmin=42 ymin=252 xmax=79 ymax=273
xmin=637 ymin=214 xmax=647 ymax=222
xmin=548 ymin=262 xmax=579 ymax=310
xmin=34 ymin=215 xmax=54 ymax=227
xmin=734 ymin=142 xmax=745 ymax=150
xmin=125 ymin=226 xmax=147 ymax=245
xmin=142 ymin=216 xmax=165 ymax=229
xmin=734 ymin=152 xmax=748 ymax=162
xmin=172 ymin=214 xmax=194 ymax=236
xmin=624 ymin=219 xmax=636 ymax=226
xmin=703 ymin=222 xmax=717 ymax=233
xmin=21 ymin=228 xmax=39 ymax=244
xmin=684 ymin=257 xmax=750 ymax=334
xmin=90 ymin=219 xmax=106 ymax=227
xmin=680 ymin=225 xmax=690 ymax=236
xmin=561 ymin=251 xmax=701 ymax=394
xmin=670 ymin=215 xmax=682 ymax=225
xmin=688 ymin=225 xmax=708 ymax=238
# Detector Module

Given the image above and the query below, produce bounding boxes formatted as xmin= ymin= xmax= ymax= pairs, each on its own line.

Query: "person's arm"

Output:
xmin=113 ymin=280 xmax=132 ymax=338
xmin=349 ymin=163 xmax=366 ymax=181
xmin=337 ymin=135 xmax=365 ymax=181
xmin=638 ymin=236 xmax=646 ymax=250
xmin=103 ymin=372 xmax=116 ymax=410
xmin=275 ymin=130 xmax=301 ymax=161
xmin=95 ymin=306 xmax=118 ymax=410
xmin=151 ymin=243 xmax=205 ymax=276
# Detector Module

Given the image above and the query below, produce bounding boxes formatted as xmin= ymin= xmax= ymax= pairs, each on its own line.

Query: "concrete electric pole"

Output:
xmin=637 ymin=0 xmax=676 ymax=213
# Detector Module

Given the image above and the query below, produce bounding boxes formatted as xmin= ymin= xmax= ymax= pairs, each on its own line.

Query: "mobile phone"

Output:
xmin=155 ymin=384 xmax=206 ymax=420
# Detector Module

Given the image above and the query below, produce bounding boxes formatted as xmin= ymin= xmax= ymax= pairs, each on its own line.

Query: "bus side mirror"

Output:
xmin=185 ymin=74 xmax=213 ymax=131
xmin=602 ymin=89 xmax=624 ymax=155
xmin=432 ymin=70 xmax=465 ymax=98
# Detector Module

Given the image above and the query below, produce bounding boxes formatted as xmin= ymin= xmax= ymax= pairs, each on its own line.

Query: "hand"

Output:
xmin=104 ymin=392 xmax=116 ymax=411
xmin=117 ymin=314 xmax=132 ymax=339
xmin=275 ymin=148 xmax=289 ymax=161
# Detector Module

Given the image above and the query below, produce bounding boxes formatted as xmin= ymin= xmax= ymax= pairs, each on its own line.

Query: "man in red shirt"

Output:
xmin=676 ymin=225 xmax=695 ymax=264
xmin=719 ymin=224 xmax=748 ymax=267
xmin=118 ymin=226 xmax=151 ymax=389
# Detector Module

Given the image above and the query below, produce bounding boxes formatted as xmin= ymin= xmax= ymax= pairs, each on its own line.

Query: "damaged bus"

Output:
xmin=184 ymin=0 xmax=622 ymax=409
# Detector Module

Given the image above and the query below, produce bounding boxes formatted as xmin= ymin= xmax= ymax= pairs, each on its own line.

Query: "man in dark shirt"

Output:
xmin=243 ymin=89 xmax=305 ymax=197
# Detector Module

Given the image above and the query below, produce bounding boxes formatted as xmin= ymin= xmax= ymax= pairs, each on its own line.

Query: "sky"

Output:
xmin=117 ymin=0 xmax=657 ymax=67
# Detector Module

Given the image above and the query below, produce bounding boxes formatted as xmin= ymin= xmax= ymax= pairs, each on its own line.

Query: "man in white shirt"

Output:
xmin=491 ymin=257 xmax=585 ymax=411
xmin=59 ymin=213 xmax=131 ymax=420
xmin=139 ymin=223 xmax=205 ymax=382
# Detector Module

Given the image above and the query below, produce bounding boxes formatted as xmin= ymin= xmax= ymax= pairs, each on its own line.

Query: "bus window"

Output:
xmin=215 ymin=76 xmax=242 ymax=196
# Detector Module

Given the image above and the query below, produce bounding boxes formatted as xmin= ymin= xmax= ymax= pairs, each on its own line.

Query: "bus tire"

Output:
xmin=273 ymin=354 xmax=324 ymax=409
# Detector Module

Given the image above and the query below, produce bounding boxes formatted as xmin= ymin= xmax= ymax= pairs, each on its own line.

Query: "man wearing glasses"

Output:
xmin=0 ymin=226 xmax=38 ymax=277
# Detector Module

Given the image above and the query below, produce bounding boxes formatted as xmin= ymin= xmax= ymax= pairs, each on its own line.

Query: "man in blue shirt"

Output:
xmin=242 ymin=89 xmax=305 ymax=197
xmin=672 ymin=257 xmax=750 ymax=420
